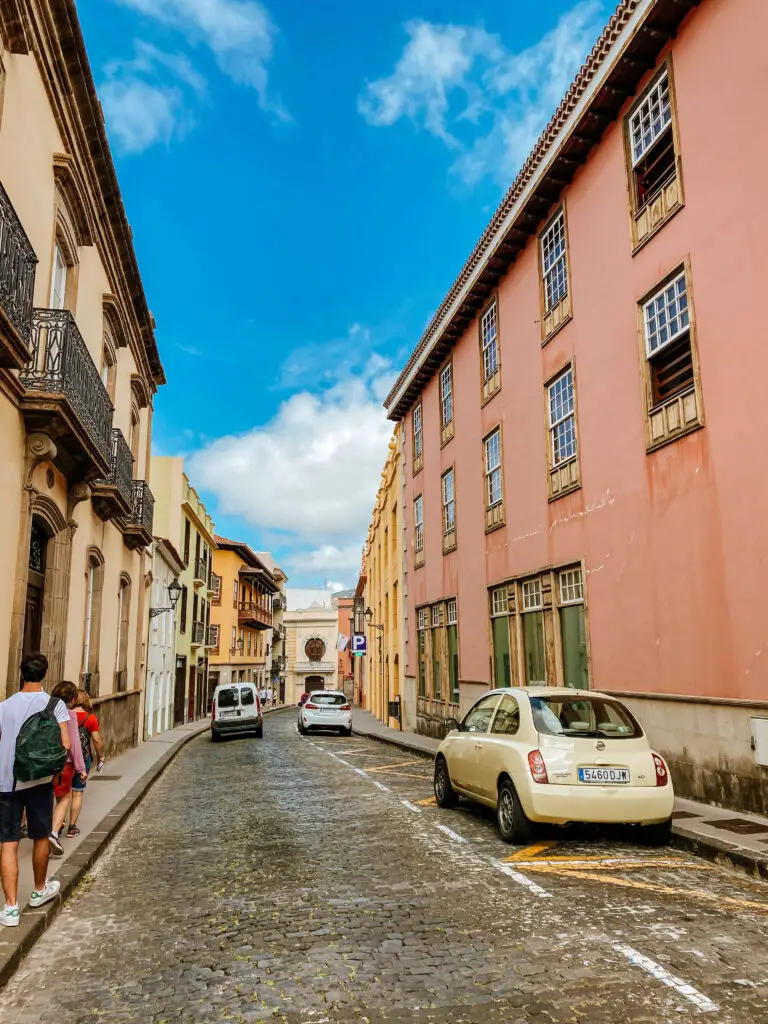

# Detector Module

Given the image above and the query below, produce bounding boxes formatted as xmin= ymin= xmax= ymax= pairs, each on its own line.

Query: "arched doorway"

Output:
xmin=23 ymin=516 xmax=49 ymax=658
xmin=306 ymin=675 xmax=325 ymax=692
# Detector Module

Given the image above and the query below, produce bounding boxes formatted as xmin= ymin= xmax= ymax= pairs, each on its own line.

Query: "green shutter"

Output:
xmin=523 ymin=611 xmax=546 ymax=685
xmin=560 ymin=604 xmax=589 ymax=689
xmin=492 ymin=615 xmax=510 ymax=687
xmin=448 ymin=624 xmax=459 ymax=703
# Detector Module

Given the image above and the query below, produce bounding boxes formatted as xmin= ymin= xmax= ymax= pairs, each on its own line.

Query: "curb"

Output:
xmin=0 ymin=707 xmax=291 ymax=990
xmin=352 ymin=721 xmax=768 ymax=881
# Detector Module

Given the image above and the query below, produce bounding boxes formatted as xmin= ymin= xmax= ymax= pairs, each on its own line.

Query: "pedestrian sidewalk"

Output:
xmin=352 ymin=708 xmax=768 ymax=881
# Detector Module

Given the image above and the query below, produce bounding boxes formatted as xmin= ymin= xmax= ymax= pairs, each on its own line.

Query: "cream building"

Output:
xmin=361 ymin=427 xmax=408 ymax=728
xmin=257 ymin=554 xmax=288 ymax=703
xmin=145 ymin=538 xmax=184 ymax=739
xmin=284 ymin=590 xmax=339 ymax=704
xmin=150 ymin=458 xmax=216 ymax=724
xmin=0 ymin=2 xmax=163 ymax=754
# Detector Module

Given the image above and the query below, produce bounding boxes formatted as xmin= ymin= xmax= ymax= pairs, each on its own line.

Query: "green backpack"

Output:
xmin=14 ymin=697 xmax=68 ymax=784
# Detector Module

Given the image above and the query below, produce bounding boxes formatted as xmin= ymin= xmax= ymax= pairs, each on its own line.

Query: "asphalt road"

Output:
xmin=4 ymin=709 xmax=768 ymax=1022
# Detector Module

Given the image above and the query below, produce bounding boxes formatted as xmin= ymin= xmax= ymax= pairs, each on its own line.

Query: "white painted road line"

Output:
xmin=401 ymin=800 xmax=422 ymax=813
xmin=614 ymin=943 xmax=719 ymax=1013
xmin=494 ymin=862 xmax=554 ymax=899
xmin=369 ymin=780 xmax=390 ymax=792
xmin=435 ymin=824 xmax=468 ymax=843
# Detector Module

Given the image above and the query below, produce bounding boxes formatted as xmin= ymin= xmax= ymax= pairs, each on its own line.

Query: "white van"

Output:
xmin=211 ymin=682 xmax=263 ymax=741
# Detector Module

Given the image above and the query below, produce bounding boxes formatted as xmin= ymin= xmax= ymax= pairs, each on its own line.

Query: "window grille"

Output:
xmin=549 ymin=367 xmax=577 ymax=466
xmin=630 ymin=70 xmax=672 ymax=166
xmin=481 ymin=304 xmax=499 ymax=382
xmin=541 ymin=212 xmax=568 ymax=311
xmin=522 ymin=579 xmax=543 ymax=612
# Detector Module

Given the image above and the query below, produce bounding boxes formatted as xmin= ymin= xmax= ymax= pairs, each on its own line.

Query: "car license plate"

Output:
xmin=578 ymin=767 xmax=630 ymax=784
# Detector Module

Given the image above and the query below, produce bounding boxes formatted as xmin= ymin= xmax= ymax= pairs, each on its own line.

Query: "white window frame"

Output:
xmin=115 ymin=582 xmax=125 ymax=672
xmin=418 ymin=607 xmax=429 ymax=630
xmin=431 ymin=604 xmax=444 ymax=628
xmin=630 ymin=69 xmax=672 ymax=167
xmin=50 ymin=244 xmax=68 ymax=310
xmin=446 ymin=598 xmax=458 ymax=625
xmin=209 ymin=624 xmax=219 ymax=648
xmin=442 ymin=468 xmax=455 ymax=535
xmin=522 ymin=579 xmax=543 ymax=612
xmin=548 ymin=367 xmax=577 ymax=467
xmin=559 ymin=568 xmax=584 ymax=606
xmin=211 ymin=573 xmax=221 ymax=600
xmin=643 ymin=271 xmax=689 ymax=357
xmin=491 ymin=587 xmax=508 ymax=617
xmin=440 ymin=363 xmax=453 ymax=428
xmin=484 ymin=429 xmax=502 ymax=509
xmin=481 ymin=303 xmax=499 ymax=382
xmin=541 ymin=211 xmax=568 ymax=313
xmin=414 ymin=495 xmax=424 ymax=553
xmin=83 ymin=561 xmax=95 ymax=672
xmin=413 ymin=403 xmax=423 ymax=459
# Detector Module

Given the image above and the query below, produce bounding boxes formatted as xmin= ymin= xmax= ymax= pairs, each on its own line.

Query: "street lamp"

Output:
xmin=149 ymin=577 xmax=182 ymax=618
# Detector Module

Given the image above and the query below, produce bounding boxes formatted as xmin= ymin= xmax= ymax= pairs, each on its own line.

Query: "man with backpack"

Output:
xmin=0 ymin=653 xmax=71 ymax=926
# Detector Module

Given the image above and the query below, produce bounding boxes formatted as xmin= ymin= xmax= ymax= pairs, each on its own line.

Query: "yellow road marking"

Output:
xmin=504 ymin=840 xmax=559 ymax=862
xmin=523 ymin=858 xmax=710 ymax=872
xmin=366 ymin=760 xmax=425 ymax=773
xmin=416 ymin=796 xmax=437 ymax=806
xmin=545 ymin=868 xmax=768 ymax=913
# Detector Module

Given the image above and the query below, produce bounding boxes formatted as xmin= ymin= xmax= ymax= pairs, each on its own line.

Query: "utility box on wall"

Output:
xmin=750 ymin=717 xmax=768 ymax=766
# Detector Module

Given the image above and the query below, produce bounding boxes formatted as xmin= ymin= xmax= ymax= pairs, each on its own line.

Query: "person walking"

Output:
xmin=49 ymin=682 xmax=86 ymax=857
xmin=67 ymin=689 xmax=103 ymax=838
xmin=0 ymin=653 xmax=70 ymax=927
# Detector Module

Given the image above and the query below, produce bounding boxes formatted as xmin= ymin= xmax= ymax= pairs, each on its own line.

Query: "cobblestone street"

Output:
xmin=4 ymin=709 xmax=768 ymax=1022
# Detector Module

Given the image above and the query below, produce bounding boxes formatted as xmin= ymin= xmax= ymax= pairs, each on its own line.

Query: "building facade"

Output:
xmin=257 ymin=557 xmax=288 ymax=703
xmin=145 ymin=538 xmax=184 ymax=738
xmin=361 ymin=429 xmax=407 ymax=727
xmin=384 ymin=0 xmax=768 ymax=812
xmin=150 ymin=458 xmax=216 ymax=724
xmin=284 ymin=591 xmax=339 ymax=704
xmin=333 ymin=590 xmax=355 ymax=702
xmin=0 ymin=1 xmax=162 ymax=754
xmin=208 ymin=538 xmax=276 ymax=693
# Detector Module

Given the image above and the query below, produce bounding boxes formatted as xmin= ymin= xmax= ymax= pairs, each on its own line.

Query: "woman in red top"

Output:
xmin=66 ymin=689 xmax=104 ymax=838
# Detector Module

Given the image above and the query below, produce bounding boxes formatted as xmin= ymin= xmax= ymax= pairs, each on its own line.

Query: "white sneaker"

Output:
xmin=0 ymin=906 xmax=19 ymax=927
xmin=29 ymin=880 xmax=60 ymax=908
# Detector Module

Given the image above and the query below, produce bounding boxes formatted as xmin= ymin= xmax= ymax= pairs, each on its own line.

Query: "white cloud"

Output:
xmin=100 ymin=41 xmax=206 ymax=154
xmin=359 ymin=2 xmax=605 ymax=184
xmin=110 ymin=0 xmax=284 ymax=115
xmin=188 ymin=374 xmax=393 ymax=584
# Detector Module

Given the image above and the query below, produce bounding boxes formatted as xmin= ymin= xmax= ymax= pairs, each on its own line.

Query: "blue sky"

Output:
xmin=79 ymin=0 xmax=609 ymax=588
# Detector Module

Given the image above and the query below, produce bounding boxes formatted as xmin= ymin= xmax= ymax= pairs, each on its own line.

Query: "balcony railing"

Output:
xmin=209 ymin=572 xmax=221 ymax=602
xmin=0 ymin=180 xmax=37 ymax=368
xmin=191 ymin=621 xmax=205 ymax=647
xmin=19 ymin=308 xmax=113 ymax=476
xmin=238 ymin=601 xmax=272 ymax=629
xmin=92 ymin=429 xmax=133 ymax=520
xmin=121 ymin=480 xmax=154 ymax=550
xmin=206 ymin=626 xmax=219 ymax=652
xmin=194 ymin=557 xmax=208 ymax=586
xmin=293 ymin=662 xmax=335 ymax=674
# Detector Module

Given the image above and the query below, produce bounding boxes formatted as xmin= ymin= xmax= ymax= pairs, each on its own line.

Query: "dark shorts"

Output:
xmin=0 ymin=784 xmax=54 ymax=842
xmin=72 ymin=757 xmax=92 ymax=792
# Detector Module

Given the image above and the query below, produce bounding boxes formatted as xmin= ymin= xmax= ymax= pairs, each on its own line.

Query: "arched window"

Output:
xmin=82 ymin=549 xmax=105 ymax=695
xmin=23 ymin=517 xmax=50 ymax=656
xmin=101 ymin=324 xmax=117 ymax=401
xmin=115 ymin=574 xmax=131 ymax=691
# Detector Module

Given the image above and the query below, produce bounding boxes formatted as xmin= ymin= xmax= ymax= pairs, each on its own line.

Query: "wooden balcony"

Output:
xmin=19 ymin=308 xmax=113 ymax=480
xmin=121 ymin=480 xmax=154 ymax=551
xmin=92 ymin=429 xmax=134 ymax=521
xmin=206 ymin=625 xmax=219 ymax=652
xmin=191 ymin=621 xmax=205 ymax=648
xmin=238 ymin=601 xmax=273 ymax=629
xmin=193 ymin=557 xmax=208 ymax=588
xmin=0 ymin=181 xmax=37 ymax=369
xmin=208 ymin=572 xmax=220 ymax=600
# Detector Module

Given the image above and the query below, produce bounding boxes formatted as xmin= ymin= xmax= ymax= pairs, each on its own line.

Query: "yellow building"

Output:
xmin=361 ymin=426 xmax=406 ymax=728
xmin=209 ymin=538 xmax=277 ymax=691
xmin=0 ymin=1 xmax=163 ymax=753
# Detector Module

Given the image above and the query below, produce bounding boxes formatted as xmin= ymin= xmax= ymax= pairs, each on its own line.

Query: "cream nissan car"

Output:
xmin=434 ymin=688 xmax=673 ymax=845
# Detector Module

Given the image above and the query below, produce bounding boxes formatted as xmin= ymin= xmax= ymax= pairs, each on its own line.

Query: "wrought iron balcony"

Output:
xmin=121 ymin=480 xmax=154 ymax=551
xmin=0 ymin=181 xmax=37 ymax=369
xmin=193 ymin=557 xmax=208 ymax=587
xmin=191 ymin=621 xmax=205 ymax=647
xmin=92 ymin=429 xmax=134 ymax=521
xmin=19 ymin=308 xmax=113 ymax=479
xmin=238 ymin=601 xmax=273 ymax=629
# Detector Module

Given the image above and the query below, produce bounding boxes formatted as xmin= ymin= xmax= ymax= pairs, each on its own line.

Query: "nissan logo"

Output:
xmin=596 ymin=740 xmax=606 ymax=751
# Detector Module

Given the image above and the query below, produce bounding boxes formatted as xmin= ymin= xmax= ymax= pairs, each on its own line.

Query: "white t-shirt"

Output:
xmin=0 ymin=691 xmax=69 ymax=792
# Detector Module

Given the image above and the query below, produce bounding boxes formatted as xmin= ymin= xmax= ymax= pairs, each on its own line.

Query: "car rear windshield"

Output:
xmin=240 ymin=688 xmax=255 ymax=706
xmin=217 ymin=688 xmax=239 ymax=709
xmin=530 ymin=695 xmax=641 ymax=739
xmin=310 ymin=693 xmax=347 ymax=706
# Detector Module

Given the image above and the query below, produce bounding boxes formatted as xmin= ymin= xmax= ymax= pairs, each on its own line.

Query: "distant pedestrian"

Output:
xmin=49 ymin=682 xmax=86 ymax=856
xmin=0 ymin=653 xmax=70 ymax=927
xmin=67 ymin=689 xmax=104 ymax=838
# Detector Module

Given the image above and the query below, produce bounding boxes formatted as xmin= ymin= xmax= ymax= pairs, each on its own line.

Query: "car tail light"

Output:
xmin=304 ymin=703 xmax=319 ymax=710
xmin=528 ymin=750 xmax=549 ymax=784
xmin=211 ymin=704 xmax=215 ymax=721
xmin=339 ymin=704 xmax=351 ymax=711
xmin=652 ymin=752 xmax=669 ymax=786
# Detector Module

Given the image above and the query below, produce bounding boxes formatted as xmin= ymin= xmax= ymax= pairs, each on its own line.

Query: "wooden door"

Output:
xmin=23 ymin=582 xmax=44 ymax=659
xmin=173 ymin=660 xmax=186 ymax=726
xmin=188 ymin=666 xmax=196 ymax=722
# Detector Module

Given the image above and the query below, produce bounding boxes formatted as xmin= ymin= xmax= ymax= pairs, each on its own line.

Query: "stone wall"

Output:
xmin=92 ymin=689 xmax=142 ymax=759
xmin=609 ymin=691 xmax=768 ymax=816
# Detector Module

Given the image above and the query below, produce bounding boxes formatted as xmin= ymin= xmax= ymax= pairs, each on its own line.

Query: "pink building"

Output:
xmin=385 ymin=0 xmax=768 ymax=813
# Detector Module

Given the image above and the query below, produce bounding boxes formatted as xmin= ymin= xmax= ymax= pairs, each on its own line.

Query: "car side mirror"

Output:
xmin=443 ymin=717 xmax=460 ymax=733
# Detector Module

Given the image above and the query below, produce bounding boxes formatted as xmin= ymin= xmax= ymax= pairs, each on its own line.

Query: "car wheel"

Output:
xmin=255 ymin=725 xmax=264 ymax=739
xmin=638 ymin=818 xmax=672 ymax=847
xmin=496 ymin=777 xmax=533 ymax=845
xmin=344 ymin=727 xmax=353 ymax=738
xmin=211 ymin=731 xmax=221 ymax=743
xmin=434 ymin=756 xmax=459 ymax=808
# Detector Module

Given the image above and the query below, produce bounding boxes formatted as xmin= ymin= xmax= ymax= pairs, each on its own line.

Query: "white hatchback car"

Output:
xmin=298 ymin=691 xmax=352 ymax=736
xmin=211 ymin=682 xmax=263 ymax=741
xmin=434 ymin=687 xmax=674 ymax=845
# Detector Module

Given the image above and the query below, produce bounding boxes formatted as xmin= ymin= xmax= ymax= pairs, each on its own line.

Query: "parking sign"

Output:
xmin=351 ymin=634 xmax=367 ymax=655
